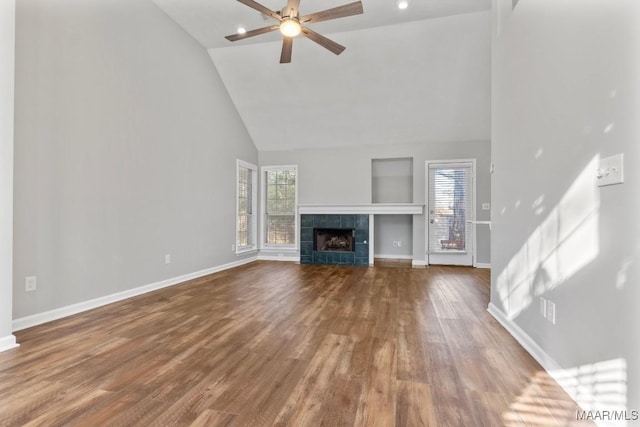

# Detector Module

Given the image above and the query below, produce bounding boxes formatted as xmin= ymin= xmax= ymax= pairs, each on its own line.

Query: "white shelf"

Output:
xmin=298 ymin=204 xmax=424 ymax=215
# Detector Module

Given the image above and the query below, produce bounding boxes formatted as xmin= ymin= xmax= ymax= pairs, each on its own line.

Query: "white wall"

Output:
xmin=260 ymin=140 xmax=491 ymax=265
xmin=492 ymin=0 xmax=640 ymax=417
xmin=0 ymin=0 xmax=17 ymax=351
xmin=210 ymin=11 xmax=492 ymax=153
xmin=13 ymin=0 xmax=257 ymax=319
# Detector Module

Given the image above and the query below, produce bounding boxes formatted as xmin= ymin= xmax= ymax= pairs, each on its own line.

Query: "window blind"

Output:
xmin=427 ymin=163 xmax=472 ymax=253
xmin=237 ymin=162 xmax=257 ymax=251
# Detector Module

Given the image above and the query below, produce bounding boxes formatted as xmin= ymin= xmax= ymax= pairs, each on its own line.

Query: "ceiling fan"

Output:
xmin=224 ymin=0 xmax=364 ymax=63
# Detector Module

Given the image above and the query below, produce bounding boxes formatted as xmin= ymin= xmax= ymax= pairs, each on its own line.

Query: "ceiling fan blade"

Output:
xmin=236 ymin=0 xmax=282 ymax=21
xmin=300 ymin=27 xmax=346 ymax=56
xmin=225 ymin=25 xmax=279 ymax=42
xmin=300 ymin=1 xmax=363 ymax=24
xmin=285 ymin=0 xmax=301 ymax=17
xmin=280 ymin=37 xmax=293 ymax=63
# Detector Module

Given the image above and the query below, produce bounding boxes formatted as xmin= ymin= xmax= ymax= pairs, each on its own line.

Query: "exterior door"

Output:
xmin=426 ymin=160 xmax=474 ymax=266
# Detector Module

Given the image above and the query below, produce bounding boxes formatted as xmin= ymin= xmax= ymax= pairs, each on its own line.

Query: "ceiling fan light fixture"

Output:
xmin=237 ymin=26 xmax=247 ymax=34
xmin=224 ymin=0 xmax=364 ymax=62
xmin=397 ymin=0 xmax=409 ymax=10
xmin=279 ymin=18 xmax=302 ymax=38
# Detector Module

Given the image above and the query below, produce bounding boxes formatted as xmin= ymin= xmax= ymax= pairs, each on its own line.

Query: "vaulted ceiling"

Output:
xmin=153 ymin=0 xmax=492 ymax=151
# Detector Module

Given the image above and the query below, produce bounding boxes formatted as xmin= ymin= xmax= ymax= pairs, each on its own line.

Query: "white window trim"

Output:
xmin=236 ymin=159 xmax=258 ymax=255
xmin=260 ymin=165 xmax=298 ymax=251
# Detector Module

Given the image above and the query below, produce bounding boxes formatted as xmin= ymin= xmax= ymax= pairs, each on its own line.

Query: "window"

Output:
xmin=262 ymin=166 xmax=297 ymax=248
xmin=236 ymin=160 xmax=257 ymax=253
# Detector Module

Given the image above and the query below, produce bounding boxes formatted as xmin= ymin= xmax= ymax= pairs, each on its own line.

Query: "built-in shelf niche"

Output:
xmin=371 ymin=157 xmax=413 ymax=204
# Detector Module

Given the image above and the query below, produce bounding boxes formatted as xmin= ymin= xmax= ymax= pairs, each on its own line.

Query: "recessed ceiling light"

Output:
xmin=237 ymin=26 xmax=247 ymax=34
xmin=397 ymin=0 xmax=409 ymax=10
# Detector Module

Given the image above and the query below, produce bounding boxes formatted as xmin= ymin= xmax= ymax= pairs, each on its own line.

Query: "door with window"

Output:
xmin=426 ymin=160 xmax=475 ymax=266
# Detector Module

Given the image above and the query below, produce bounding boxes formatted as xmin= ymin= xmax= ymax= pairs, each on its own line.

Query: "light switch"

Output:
xmin=597 ymin=153 xmax=624 ymax=187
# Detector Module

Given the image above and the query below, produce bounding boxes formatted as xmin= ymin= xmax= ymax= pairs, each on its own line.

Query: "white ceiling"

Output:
xmin=153 ymin=0 xmax=492 ymax=151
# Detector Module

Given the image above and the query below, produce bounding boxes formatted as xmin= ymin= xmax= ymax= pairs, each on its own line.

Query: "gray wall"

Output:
xmin=13 ymin=0 xmax=257 ymax=319
xmin=492 ymin=0 xmax=640 ymax=414
xmin=374 ymin=215 xmax=413 ymax=258
xmin=0 ymin=0 xmax=15 ymax=345
xmin=259 ymin=140 xmax=491 ymax=264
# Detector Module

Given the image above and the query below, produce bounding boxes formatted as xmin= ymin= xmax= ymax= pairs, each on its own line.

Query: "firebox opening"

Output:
xmin=314 ymin=228 xmax=355 ymax=252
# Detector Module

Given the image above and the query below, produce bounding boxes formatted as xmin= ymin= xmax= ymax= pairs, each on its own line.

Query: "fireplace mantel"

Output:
xmin=298 ymin=204 xmax=424 ymax=215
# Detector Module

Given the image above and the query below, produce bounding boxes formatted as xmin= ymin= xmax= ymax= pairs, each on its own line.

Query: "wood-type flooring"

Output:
xmin=0 ymin=262 xmax=592 ymax=426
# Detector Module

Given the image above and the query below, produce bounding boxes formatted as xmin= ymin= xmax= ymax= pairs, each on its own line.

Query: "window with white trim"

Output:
xmin=236 ymin=160 xmax=257 ymax=253
xmin=262 ymin=165 xmax=297 ymax=248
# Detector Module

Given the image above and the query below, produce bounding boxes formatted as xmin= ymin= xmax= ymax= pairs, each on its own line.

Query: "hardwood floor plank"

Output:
xmin=85 ymin=395 xmax=172 ymax=426
xmin=273 ymin=334 xmax=354 ymax=426
xmin=225 ymin=357 xmax=307 ymax=426
xmin=315 ymin=378 xmax=362 ymax=426
xmin=2 ymin=381 xmax=115 ymax=427
xmin=189 ymin=409 xmax=236 ymax=427
xmin=397 ymin=317 xmax=431 ymax=382
xmin=0 ymin=262 xmax=592 ymax=426
xmin=395 ymin=380 xmax=438 ymax=427
xmin=372 ymin=296 xmax=399 ymax=340
xmin=353 ymin=338 xmax=397 ymax=427
xmin=63 ymin=392 xmax=154 ymax=426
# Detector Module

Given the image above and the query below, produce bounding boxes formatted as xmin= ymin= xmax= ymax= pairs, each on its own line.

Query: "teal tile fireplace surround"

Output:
xmin=300 ymin=214 xmax=369 ymax=266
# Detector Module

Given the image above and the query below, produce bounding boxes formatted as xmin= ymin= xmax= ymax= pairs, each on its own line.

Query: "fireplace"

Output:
xmin=314 ymin=228 xmax=354 ymax=252
xmin=300 ymin=214 xmax=369 ymax=266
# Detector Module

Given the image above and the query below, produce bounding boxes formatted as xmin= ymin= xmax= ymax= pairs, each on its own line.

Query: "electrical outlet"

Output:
xmin=482 ymin=203 xmax=491 ymax=210
xmin=165 ymin=254 xmax=171 ymax=265
xmin=25 ymin=276 xmax=37 ymax=292
xmin=231 ymin=244 xmax=236 ymax=252
xmin=392 ymin=241 xmax=398 ymax=248
xmin=397 ymin=241 xmax=402 ymax=248
xmin=539 ymin=297 xmax=547 ymax=318
xmin=546 ymin=301 xmax=556 ymax=324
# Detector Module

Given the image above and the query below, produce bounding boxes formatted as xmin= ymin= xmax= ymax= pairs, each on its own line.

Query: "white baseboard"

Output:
xmin=487 ymin=303 xmax=561 ymax=371
xmin=411 ymin=261 xmax=491 ymax=269
xmin=374 ymin=254 xmax=413 ymax=260
xmin=12 ymin=256 xmax=258 ymax=332
xmin=0 ymin=335 xmax=19 ymax=353
xmin=257 ymin=254 xmax=299 ymax=262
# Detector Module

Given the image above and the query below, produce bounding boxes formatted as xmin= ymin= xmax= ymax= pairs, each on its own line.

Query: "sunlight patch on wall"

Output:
xmin=503 ymin=359 xmax=628 ymax=427
xmin=502 ymin=370 xmax=590 ymax=426
xmin=497 ymin=156 xmax=601 ymax=319
xmin=551 ymin=358 xmax=629 ymax=427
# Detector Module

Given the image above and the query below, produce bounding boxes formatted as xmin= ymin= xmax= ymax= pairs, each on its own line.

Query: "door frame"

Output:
xmin=425 ymin=158 xmax=477 ymax=267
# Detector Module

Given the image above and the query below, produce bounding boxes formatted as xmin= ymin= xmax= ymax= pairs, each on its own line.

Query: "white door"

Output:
xmin=426 ymin=161 xmax=475 ymax=266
